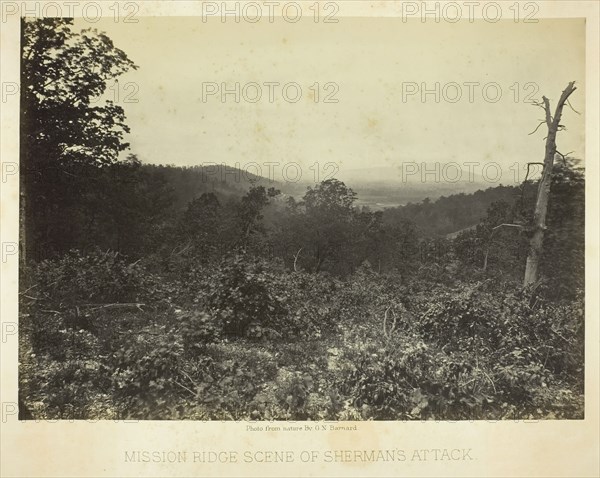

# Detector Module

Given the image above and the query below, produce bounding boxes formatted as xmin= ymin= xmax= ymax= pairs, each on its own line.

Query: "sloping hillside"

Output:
xmin=383 ymin=184 xmax=523 ymax=236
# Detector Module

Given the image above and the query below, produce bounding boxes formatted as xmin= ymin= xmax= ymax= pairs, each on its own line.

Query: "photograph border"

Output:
xmin=1 ymin=1 xmax=599 ymax=476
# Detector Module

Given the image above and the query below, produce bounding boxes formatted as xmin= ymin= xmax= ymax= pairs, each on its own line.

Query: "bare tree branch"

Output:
xmin=19 ymin=284 xmax=39 ymax=295
xmin=566 ymin=98 xmax=581 ymax=115
xmin=293 ymin=247 xmax=303 ymax=272
xmin=173 ymin=379 xmax=196 ymax=397
xmin=528 ymin=121 xmax=546 ymax=136
xmin=75 ymin=303 xmax=146 ymax=312
xmin=530 ymin=100 xmax=546 ymax=111
xmin=556 ymin=150 xmax=575 ymax=165
xmin=492 ymin=223 xmax=525 ymax=231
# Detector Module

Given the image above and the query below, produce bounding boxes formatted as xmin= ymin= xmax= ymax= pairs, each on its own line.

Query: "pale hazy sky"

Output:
xmin=74 ymin=17 xmax=585 ymax=182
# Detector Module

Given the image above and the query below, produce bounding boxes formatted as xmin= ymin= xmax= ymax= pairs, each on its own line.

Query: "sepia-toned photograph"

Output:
xmin=16 ymin=8 xmax=587 ymax=425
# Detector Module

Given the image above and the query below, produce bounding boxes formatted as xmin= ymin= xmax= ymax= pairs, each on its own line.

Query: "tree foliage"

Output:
xmin=21 ymin=18 xmax=138 ymax=259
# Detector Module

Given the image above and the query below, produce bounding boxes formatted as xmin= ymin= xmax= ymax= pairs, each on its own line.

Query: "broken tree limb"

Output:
xmin=520 ymin=162 xmax=545 ymax=204
xmin=483 ymin=224 xmax=525 ymax=271
xmin=78 ymin=303 xmax=146 ymax=312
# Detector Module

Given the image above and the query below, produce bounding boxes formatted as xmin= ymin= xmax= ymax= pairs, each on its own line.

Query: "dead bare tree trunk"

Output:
xmin=523 ymin=81 xmax=577 ymax=287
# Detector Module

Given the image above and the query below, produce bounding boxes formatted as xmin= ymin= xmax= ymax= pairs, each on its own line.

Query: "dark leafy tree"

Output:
xmin=236 ymin=186 xmax=280 ymax=248
xmin=181 ymin=193 xmax=222 ymax=258
xmin=20 ymin=18 xmax=137 ymax=260
xmin=301 ymin=179 xmax=358 ymax=273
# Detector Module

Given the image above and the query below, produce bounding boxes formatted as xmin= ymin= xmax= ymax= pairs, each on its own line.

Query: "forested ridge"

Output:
xmin=19 ymin=19 xmax=585 ymax=420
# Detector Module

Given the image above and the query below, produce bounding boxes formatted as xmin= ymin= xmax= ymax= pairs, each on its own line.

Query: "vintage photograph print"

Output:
xmin=17 ymin=11 xmax=585 ymax=421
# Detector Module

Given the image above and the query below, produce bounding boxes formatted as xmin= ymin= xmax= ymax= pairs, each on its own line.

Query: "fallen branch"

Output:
xmin=117 ymin=330 xmax=162 ymax=336
xmin=19 ymin=284 xmax=39 ymax=295
xmin=383 ymin=306 xmax=398 ymax=340
xmin=173 ymin=379 xmax=197 ymax=397
xmin=180 ymin=369 xmax=201 ymax=389
xmin=550 ymin=327 xmax=572 ymax=344
xmin=468 ymin=279 xmax=492 ymax=295
xmin=170 ymin=240 xmax=192 ymax=258
xmin=293 ymin=247 xmax=303 ymax=272
xmin=480 ymin=369 xmax=497 ymax=394
xmin=78 ymin=303 xmax=145 ymax=311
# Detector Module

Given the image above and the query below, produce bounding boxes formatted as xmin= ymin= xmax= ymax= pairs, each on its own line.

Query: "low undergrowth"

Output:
xmin=19 ymin=251 xmax=584 ymax=420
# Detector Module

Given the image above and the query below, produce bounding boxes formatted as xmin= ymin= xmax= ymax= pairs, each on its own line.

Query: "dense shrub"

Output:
xmin=334 ymin=282 xmax=584 ymax=420
xmin=22 ymin=357 xmax=110 ymax=419
xmin=28 ymin=249 xmax=149 ymax=306
xmin=203 ymin=254 xmax=339 ymax=340
xmin=177 ymin=311 xmax=221 ymax=356
xmin=176 ymin=343 xmax=279 ymax=419
xmin=108 ymin=327 xmax=184 ymax=419
xmin=203 ymin=254 xmax=289 ymax=338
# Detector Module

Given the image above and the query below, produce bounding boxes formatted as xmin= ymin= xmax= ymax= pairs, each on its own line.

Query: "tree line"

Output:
xmin=20 ymin=18 xmax=584 ymax=298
